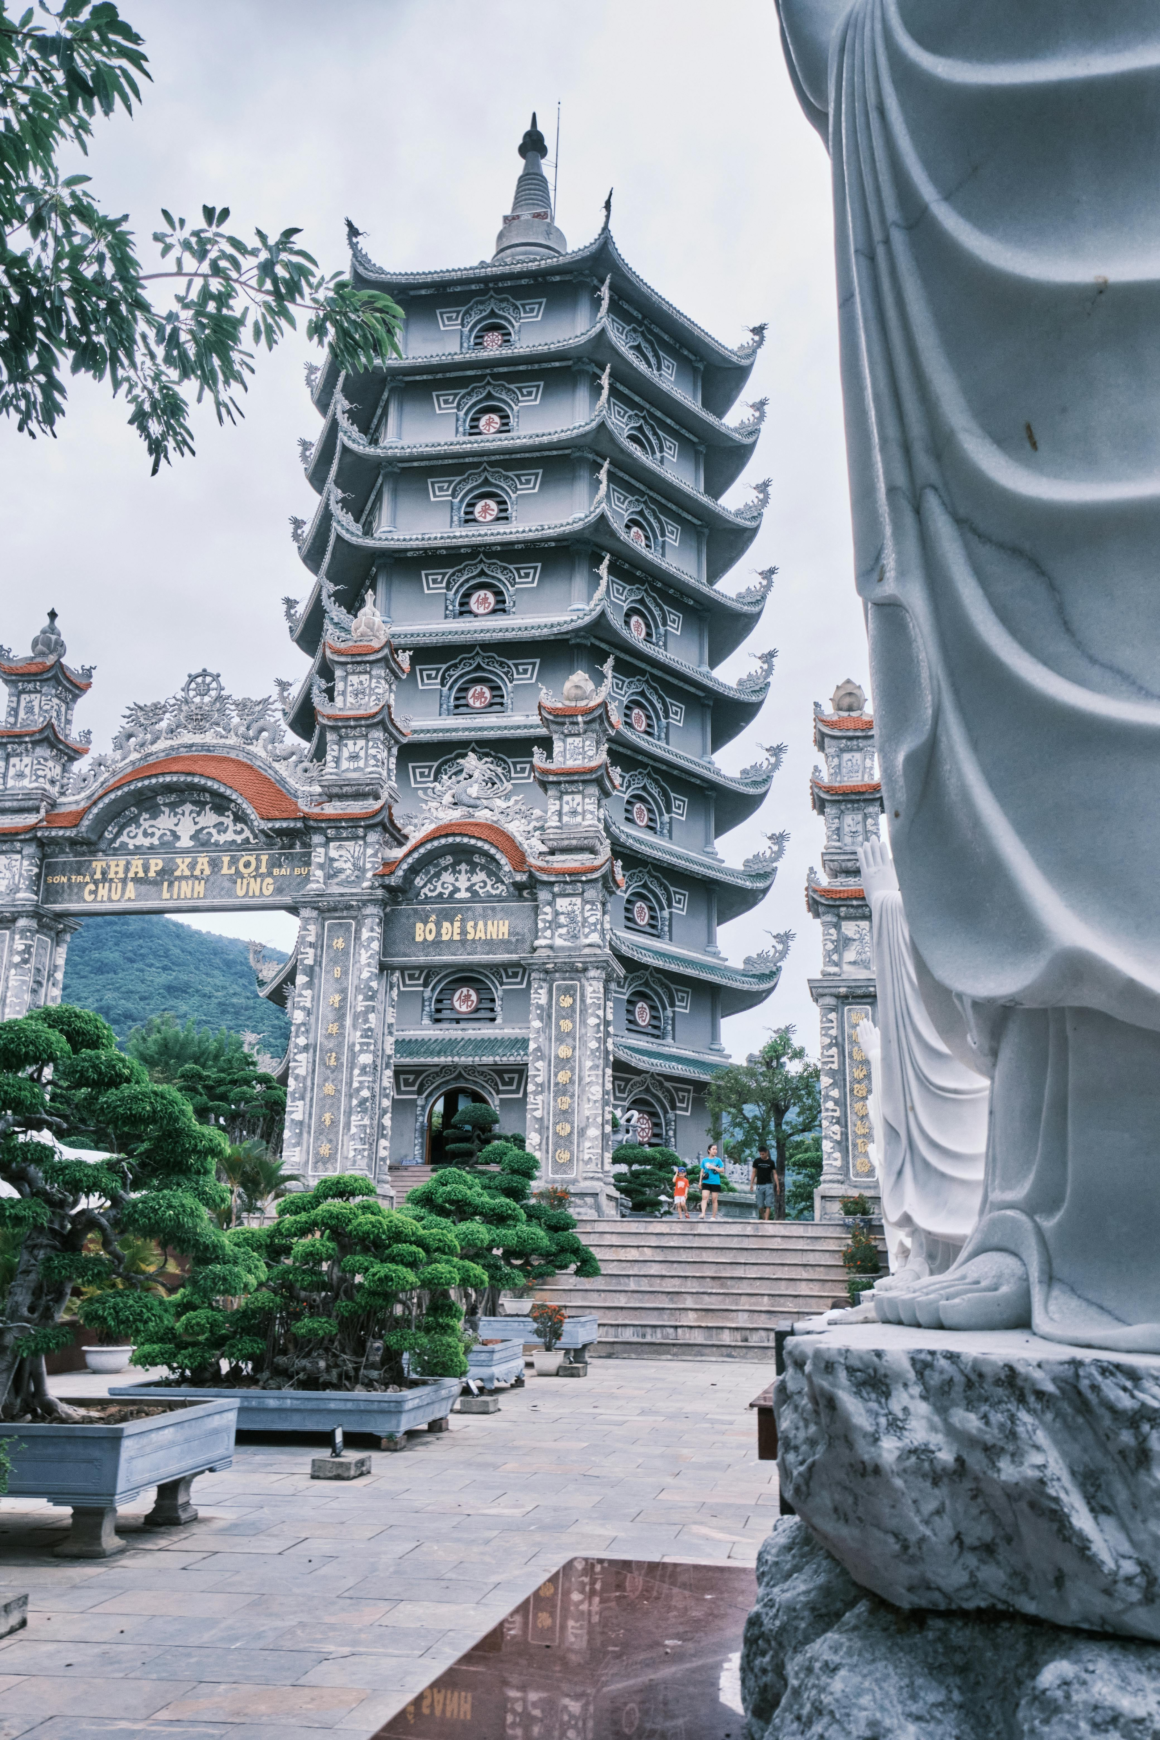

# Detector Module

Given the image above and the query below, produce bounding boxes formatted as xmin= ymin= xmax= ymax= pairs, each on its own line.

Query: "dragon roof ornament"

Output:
xmin=395 ymin=748 xmax=548 ymax=858
xmin=742 ymin=928 xmax=794 ymax=976
xmin=737 ymin=648 xmax=778 ymax=692
xmin=743 ymin=829 xmax=790 ymax=875
xmin=67 ymin=668 xmax=313 ymax=798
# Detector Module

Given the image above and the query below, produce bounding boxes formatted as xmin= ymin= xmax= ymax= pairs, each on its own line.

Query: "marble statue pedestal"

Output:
xmin=777 ymin=1322 xmax=1160 ymax=1641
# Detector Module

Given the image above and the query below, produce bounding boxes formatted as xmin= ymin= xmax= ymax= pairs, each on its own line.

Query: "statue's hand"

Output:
xmin=858 ymin=837 xmax=899 ymax=908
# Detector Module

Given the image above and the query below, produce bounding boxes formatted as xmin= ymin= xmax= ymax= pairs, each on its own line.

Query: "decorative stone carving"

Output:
xmin=742 ymin=1517 xmax=1160 ymax=1740
xmin=400 ymin=749 xmax=547 ymax=858
xmin=777 ymin=1322 xmax=1160 ymax=1641
xmin=70 ymin=669 xmax=309 ymax=796
xmin=777 ymin=7 xmax=1160 ymax=1350
xmin=102 ymin=798 xmax=255 ymax=852
xmin=348 ymin=589 xmax=387 ymax=646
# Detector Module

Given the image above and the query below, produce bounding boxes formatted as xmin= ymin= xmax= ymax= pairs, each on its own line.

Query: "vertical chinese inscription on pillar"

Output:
xmin=845 ymin=1004 xmax=874 ymax=1179
xmin=312 ymin=917 xmax=355 ymax=1172
xmin=548 ymin=979 xmax=580 ymax=1177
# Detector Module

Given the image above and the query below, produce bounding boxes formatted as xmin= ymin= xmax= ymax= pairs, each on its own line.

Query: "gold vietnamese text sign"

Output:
xmin=547 ymin=980 xmax=580 ymax=1178
xmin=382 ymin=901 xmax=536 ymax=960
xmin=40 ymin=849 xmax=311 ymax=912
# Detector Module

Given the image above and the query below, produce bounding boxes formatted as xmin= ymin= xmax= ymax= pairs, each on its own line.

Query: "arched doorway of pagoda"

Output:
xmin=426 ymin=1085 xmax=493 ymax=1167
xmin=622 ymin=1096 xmax=669 ymax=1148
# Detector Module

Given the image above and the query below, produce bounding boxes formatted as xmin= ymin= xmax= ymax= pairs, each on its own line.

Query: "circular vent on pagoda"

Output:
xmin=457 ymin=585 xmax=508 ymax=618
xmin=627 ymin=991 xmax=662 ymax=1033
xmin=625 ymin=894 xmax=660 ymax=935
xmin=626 ymin=701 xmax=654 ymax=735
xmin=468 ymin=404 xmax=511 ymax=437
xmin=471 ymin=321 xmax=513 ymax=352
xmin=433 ymin=977 xmax=498 ymax=1024
xmin=624 ymin=516 xmax=653 ymax=550
xmin=451 ymin=672 xmax=506 ymax=714
xmin=627 ymin=795 xmax=658 ymax=833
xmin=462 ymin=488 xmax=511 ymax=525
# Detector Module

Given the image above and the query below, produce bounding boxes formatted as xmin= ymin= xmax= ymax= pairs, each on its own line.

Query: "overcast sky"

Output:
xmin=7 ymin=0 xmax=869 ymax=1062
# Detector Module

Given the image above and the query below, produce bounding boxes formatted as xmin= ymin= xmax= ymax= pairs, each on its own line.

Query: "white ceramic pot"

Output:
xmin=83 ymin=1346 xmax=134 ymax=1375
xmin=533 ymin=1350 xmax=565 ymax=1377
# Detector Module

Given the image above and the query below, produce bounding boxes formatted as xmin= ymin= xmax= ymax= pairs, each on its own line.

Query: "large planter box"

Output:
xmin=478 ymin=1314 xmax=599 ymax=1351
xmin=1 ymin=1397 xmax=237 ymax=1558
xmin=467 ymin=1340 xmax=524 ymax=1389
xmin=110 ymin=1376 xmax=460 ymax=1441
xmin=717 ymin=1191 xmax=757 ymax=1220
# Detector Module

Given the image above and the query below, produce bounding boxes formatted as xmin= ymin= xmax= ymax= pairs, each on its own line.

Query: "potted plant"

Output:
xmin=840 ymin=1194 xmax=883 ymax=1302
xmin=0 ymin=1004 xmax=255 ymax=1425
xmin=117 ymin=1174 xmax=477 ymax=1437
xmin=0 ymin=1003 xmax=246 ymax=1552
xmin=529 ymin=1302 xmax=567 ymax=1375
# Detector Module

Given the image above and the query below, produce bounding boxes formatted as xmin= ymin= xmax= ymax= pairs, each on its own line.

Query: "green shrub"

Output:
xmin=407 ymin=1138 xmax=599 ymax=1315
xmin=0 ymin=1003 xmax=243 ymax=1423
xmin=612 ymin=1143 xmax=680 ymax=1215
xmin=137 ymin=1173 xmax=481 ymax=1387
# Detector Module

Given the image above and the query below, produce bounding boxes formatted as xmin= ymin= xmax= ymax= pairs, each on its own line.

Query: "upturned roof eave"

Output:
xmin=346 ymin=227 xmax=762 ymax=397
xmin=313 ymin=320 xmax=763 ymax=453
xmin=295 ymin=502 xmax=770 ymax=648
xmin=610 ymin=928 xmax=783 ymax=992
xmin=321 ymin=410 xmax=763 ymax=538
xmin=610 ymin=1037 xmax=729 ymax=1083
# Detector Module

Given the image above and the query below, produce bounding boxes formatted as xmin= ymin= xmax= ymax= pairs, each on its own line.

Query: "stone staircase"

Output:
xmin=533 ymin=1219 xmax=860 ymax=1360
xmin=392 ymin=1165 xmax=435 ymax=1202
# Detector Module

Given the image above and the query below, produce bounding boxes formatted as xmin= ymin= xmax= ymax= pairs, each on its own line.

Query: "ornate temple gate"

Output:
xmin=0 ymin=612 xmax=624 ymax=1212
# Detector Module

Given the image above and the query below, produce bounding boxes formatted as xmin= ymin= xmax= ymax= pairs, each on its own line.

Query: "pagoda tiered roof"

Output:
xmin=306 ymin=342 xmax=764 ymax=502
xmin=337 ymin=225 xmax=763 ymax=418
xmin=611 ymin=1037 xmax=728 ymax=1083
xmin=305 ymin=406 xmax=766 ymax=561
xmin=611 ymin=929 xmax=785 ymax=1015
xmin=605 ymin=815 xmax=780 ymax=923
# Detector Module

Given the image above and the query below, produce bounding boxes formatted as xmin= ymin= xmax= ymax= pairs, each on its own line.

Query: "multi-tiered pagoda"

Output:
xmin=284 ymin=116 xmax=786 ymax=1169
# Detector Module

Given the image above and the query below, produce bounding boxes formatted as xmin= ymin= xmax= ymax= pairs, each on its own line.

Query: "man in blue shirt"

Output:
xmin=699 ymin=1144 xmax=724 ymax=1219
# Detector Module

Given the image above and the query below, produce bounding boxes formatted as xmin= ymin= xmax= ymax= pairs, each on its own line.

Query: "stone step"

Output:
xmin=543 ymin=1288 xmax=841 ymax=1310
xmin=536 ymin=1214 xmax=859 ymax=1358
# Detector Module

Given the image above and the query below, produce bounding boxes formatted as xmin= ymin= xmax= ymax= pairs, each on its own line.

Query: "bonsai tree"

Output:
xmin=137 ymin=1174 xmax=483 ymax=1388
xmin=438 ymin=1103 xmax=501 ymax=1169
xmin=128 ymin=1016 xmax=287 ymax=1151
xmin=0 ymin=1004 xmax=254 ymax=1422
xmin=612 ymin=1142 xmax=681 ymax=1215
xmin=407 ymin=1137 xmax=599 ymax=1316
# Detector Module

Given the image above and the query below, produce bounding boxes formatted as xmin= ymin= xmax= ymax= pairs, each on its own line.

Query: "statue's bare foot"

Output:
xmin=874 ymin=1256 xmax=932 ymax=1296
xmin=874 ymin=1252 xmax=1031 ymax=1332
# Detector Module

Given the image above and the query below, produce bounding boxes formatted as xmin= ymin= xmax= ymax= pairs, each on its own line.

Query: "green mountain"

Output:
xmin=61 ymin=915 xmax=290 ymax=1053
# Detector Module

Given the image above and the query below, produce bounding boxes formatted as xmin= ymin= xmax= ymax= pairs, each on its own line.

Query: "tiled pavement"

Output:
xmin=0 ymin=1358 xmax=776 ymax=1739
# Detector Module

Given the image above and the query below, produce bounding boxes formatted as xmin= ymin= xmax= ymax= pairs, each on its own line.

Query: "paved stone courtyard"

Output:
xmin=0 ymin=1359 xmax=774 ymax=1738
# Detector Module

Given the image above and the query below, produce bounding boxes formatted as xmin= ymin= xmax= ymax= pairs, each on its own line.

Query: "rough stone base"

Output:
xmin=742 ymin=1518 xmax=1160 ymax=1740
xmin=779 ymin=1322 xmax=1160 ymax=1639
xmin=456 ymin=1395 xmax=500 ymax=1414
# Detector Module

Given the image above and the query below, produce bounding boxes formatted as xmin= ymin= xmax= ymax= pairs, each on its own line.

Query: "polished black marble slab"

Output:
xmin=374 ymin=1557 xmax=754 ymax=1739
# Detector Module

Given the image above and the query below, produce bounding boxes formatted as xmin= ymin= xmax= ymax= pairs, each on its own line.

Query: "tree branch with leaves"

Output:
xmin=0 ymin=0 xmax=402 ymax=472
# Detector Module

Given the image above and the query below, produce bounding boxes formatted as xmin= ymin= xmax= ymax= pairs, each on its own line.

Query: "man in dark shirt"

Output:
xmin=751 ymin=1147 xmax=776 ymax=1221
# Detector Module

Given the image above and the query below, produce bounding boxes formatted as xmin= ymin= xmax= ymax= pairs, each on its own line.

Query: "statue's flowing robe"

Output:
xmin=870 ymin=889 xmax=987 ymax=1250
xmin=779 ymin=1 xmax=1160 ymax=1343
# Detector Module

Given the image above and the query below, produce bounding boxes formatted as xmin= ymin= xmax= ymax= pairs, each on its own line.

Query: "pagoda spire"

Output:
xmin=493 ymin=112 xmax=567 ymax=263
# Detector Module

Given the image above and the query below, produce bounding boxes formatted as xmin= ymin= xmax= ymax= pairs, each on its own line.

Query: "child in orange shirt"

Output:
xmin=672 ymin=1167 xmax=690 ymax=1218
